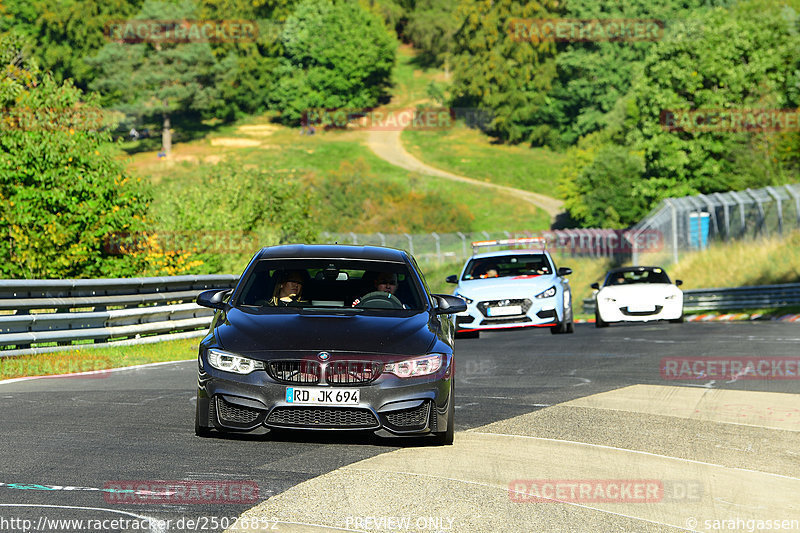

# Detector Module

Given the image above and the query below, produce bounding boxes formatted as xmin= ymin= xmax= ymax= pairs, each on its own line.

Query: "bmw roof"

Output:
xmin=257 ymin=244 xmax=410 ymax=263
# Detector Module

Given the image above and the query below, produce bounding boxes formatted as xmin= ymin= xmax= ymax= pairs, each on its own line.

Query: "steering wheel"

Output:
xmin=355 ymin=291 xmax=404 ymax=309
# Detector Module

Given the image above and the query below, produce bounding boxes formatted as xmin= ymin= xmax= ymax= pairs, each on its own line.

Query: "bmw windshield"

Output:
xmin=234 ymin=259 xmax=426 ymax=312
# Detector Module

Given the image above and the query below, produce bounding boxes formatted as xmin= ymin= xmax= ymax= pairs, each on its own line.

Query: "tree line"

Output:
xmin=2 ymin=0 xmax=799 ymax=277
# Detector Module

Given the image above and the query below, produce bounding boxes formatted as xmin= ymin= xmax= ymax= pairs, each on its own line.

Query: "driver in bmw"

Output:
xmin=352 ymin=272 xmax=406 ymax=307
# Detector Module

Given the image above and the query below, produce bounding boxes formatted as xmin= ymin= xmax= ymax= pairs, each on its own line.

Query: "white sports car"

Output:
xmin=447 ymin=239 xmax=574 ymax=337
xmin=592 ymin=266 xmax=684 ymax=327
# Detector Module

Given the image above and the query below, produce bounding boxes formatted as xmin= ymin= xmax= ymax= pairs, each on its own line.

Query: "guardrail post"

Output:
xmin=666 ymin=199 xmax=679 ymax=264
xmin=376 ymin=232 xmax=386 ymax=246
xmin=729 ymin=191 xmax=747 ymax=237
xmin=349 ymin=232 xmax=357 ymax=245
xmin=403 ymin=233 xmax=414 ymax=256
xmin=456 ymin=232 xmax=467 ymax=259
xmin=766 ymin=186 xmax=783 ymax=235
xmin=745 ymin=189 xmax=765 ymax=236
xmin=785 ymin=184 xmax=800 ymax=229
xmin=432 ymin=232 xmax=441 ymax=263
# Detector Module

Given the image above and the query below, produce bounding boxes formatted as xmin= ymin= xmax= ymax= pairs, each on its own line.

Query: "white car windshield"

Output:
xmin=462 ymin=254 xmax=552 ymax=280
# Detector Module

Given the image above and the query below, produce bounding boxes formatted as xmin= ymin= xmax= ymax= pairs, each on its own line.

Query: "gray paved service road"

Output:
xmin=0 ymin=322 xmax=798 ymax=533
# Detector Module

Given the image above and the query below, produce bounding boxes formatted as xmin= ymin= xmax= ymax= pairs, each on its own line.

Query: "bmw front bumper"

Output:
xmin=196 ymin=355 xmax=453 ymax=436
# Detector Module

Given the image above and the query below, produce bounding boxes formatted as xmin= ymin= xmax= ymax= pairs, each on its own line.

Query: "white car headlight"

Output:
xmin=535 ymin=286 xmax=556 ymax=299
xmin=207 ymin=349 xmax=265 ymax=375
xmin=384 ymin=354 xmax=443 ymax=378
xmin=664 ymin=294 xmax=678 ymax=300
xmin=455 ymin=292 xmax=473 ymax=304
xmin=603 ymin=297 xmax=617 ymax=302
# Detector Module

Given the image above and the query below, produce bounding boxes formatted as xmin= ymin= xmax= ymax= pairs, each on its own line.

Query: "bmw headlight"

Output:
xmin=535 ymin=286 xmax=556 ymax=299
xmin=384 ymin=354 xmax=444 ymax=378
xmin=207 ymin=349 xmax=265 ymax=375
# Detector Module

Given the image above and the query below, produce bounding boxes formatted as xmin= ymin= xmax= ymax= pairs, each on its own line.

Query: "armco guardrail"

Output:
xmin=582 ymin=282 xmax=800 ymax=315
xmin=0 ymin=275 xmax=239 ymax=357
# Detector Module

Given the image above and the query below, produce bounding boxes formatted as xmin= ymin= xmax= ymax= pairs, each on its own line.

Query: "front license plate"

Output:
xmin=628 ymin=304 xmax=655 ymax=312
xmin=487 ymin=305 xmax=522 ymax=317
xmin=285 ymin=387 xmax=360 ymax=405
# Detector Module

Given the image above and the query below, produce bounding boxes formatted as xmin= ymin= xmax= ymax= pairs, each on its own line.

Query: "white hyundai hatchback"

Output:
xmin=447 ymin=239 xmax=574 ymax=337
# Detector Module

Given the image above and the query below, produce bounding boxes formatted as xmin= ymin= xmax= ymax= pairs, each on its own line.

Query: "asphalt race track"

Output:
xmin=1 ymin=322 xmax=799 ymax=533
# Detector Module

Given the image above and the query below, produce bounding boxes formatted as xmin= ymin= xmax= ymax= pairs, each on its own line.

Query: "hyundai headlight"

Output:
xmin=535 ymin=286 xmax=556 ymax=299
xmin=455 ymin=292 xmax=473 ymax=304
xmin=384 ymin=354 xmax=444 ymax=378
xmin=207 ymin=349 xmax=265 ymax=375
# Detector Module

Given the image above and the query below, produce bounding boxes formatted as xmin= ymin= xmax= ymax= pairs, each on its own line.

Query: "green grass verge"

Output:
xmin=402 ymin=125 xmax=567 ymax=197
xmin=135 ymin=125 xmax=551 ymax=238
xmin=0 ymin=337 xmax=198 ymax=381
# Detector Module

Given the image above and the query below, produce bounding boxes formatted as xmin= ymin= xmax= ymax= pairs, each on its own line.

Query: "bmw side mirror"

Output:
xmin=432 ymin=294 xmax=467 ymax=315
xmin=590 ymin=282 xmax=600 ymax=290
xmin=446 ymin=275 xmax=458 ymax=284
xmin=197 ymin=289 xmax=232 ymax=310
xmin=675 ymin=279 xmax=683 ymax=286
xmin=557 ymin=267 xmax=572 ymax=276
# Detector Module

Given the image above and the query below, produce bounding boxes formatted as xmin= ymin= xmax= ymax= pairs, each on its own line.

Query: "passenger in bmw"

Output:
xmin=268 ymin=270 xmax=308 ymax=306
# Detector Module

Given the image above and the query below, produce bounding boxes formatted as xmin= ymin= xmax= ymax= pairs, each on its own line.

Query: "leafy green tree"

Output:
xmin=86 ymin=0 xmax=225 ymax=157
xmin=153 ymin=163 xmax=317 ymax=273
xmin=534 ymin=0 xmax=738 ymax=149
xmin=270 ymin=0 xmax=396 ymax=124
xmin=0 ymin=32 xmax=153 ymax=279
xmin=197 ymin=0 xmax=300 ymax=119
xmin=560 ymin=1 xmax=800 ymax=227
xmin=404 ymin=0 xmax=458 ymax=69
xmin=626 ymin=2 xmax=800 ymax=198
xmin=0 ymin=0 xmax=143 ymax=90
xmin=448 ymin=0 xmax=560 ymax=144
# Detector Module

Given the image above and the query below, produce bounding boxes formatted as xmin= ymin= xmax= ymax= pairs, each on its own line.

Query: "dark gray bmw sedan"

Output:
xmin=194 ymin=244 xmax=466 ymax=445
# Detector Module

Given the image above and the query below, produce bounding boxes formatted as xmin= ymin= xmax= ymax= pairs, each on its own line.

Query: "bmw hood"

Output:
xmin=214 ymin=308 xmax=436 ymax=357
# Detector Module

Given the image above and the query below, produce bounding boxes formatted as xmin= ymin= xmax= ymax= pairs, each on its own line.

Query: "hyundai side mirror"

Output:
xmin=446 ymin=275 xmax=458 ymax=284
xmin=557 ymin=267 xmax=572 ymax=276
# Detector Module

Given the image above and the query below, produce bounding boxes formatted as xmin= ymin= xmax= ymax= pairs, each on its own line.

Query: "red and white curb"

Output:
xmin=574 ymin=313 xmax=800 ymax=324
